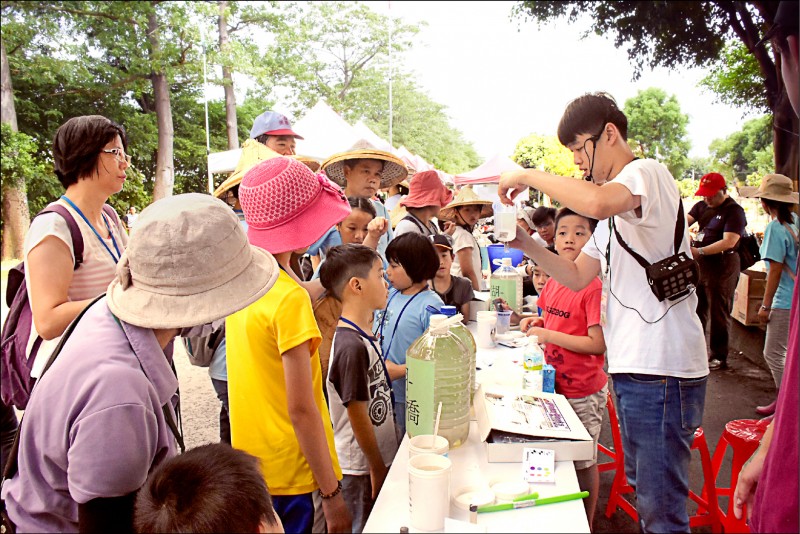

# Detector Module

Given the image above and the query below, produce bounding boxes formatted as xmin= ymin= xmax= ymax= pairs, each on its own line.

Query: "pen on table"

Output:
xmin=477 ymin=491 xmax=590 ymax=513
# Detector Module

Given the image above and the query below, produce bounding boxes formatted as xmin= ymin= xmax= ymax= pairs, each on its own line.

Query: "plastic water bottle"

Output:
xmin=440 ymin=306 xmax=477 ymax=402
xmin=490 ymin=257 xmax=523 ymax=313
xmin=406 ymin=315 xmax=471 ymax=448
xmin=522 ymin=337 xmax=544 ymax=393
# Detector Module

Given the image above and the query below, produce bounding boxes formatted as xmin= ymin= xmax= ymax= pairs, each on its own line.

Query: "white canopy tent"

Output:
xmin=453 ymin=153 xmax=524 ymax=185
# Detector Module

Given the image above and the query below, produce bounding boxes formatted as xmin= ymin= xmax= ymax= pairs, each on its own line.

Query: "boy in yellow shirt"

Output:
xmin=226 ymin=157 xmax=353 ymax=533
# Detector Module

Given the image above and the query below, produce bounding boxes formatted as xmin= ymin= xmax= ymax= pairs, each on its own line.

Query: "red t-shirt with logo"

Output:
xmin=537 ymin=277 xmax=607 ymax=398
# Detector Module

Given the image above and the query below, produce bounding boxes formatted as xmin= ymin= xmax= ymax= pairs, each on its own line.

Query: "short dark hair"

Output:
xmin=347 ymin=196 xmax=377 ymax=217
xmin=531 ymin=206 xmax=557 ymax=226
xmin=134 ymin=443 xmax=277 ymax=533
xmin=557 ymin=92 xmax=628 ymax=147
xmin=555 ymin=207 xmax=598 ymax=234
xmin=319 ymin=244 xmax=381 ymax=300
xmin=385 ymin=232 xmax=440 ymax=283
xmin=52 ymin=115 xmax=128 ymax=188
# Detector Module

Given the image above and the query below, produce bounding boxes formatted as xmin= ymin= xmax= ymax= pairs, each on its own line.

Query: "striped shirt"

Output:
xmin=24 ymin=199 xmax=128 ymax=378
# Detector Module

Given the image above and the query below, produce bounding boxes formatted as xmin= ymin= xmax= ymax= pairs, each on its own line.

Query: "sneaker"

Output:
xmin=708 ymin=358 xmax=728 ymax=370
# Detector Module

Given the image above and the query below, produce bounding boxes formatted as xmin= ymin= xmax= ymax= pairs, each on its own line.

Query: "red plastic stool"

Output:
xmin=597 ymin=390 xmax=617 ymax=473
xmin=708 ymin=418 xmax=770 ymax=534
xmin=603 ymin=394 xmax=722 ymax=532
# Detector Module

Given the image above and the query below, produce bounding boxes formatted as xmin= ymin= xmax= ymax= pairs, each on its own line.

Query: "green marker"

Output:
xmin=477 ymin=491 xmax=590 ymax=513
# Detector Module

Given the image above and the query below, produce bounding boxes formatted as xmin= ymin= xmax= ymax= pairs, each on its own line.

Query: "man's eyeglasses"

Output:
xmin=101 ymin=148 xmax=132 ymax=165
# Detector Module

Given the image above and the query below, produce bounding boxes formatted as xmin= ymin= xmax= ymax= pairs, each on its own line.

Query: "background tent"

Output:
xmin=453 ymin=153 xmax=524 ymax=185
xmin=293 ymin=100 xmax=361 ymax=160
xmin=353 ymin=121 xmax=394 ymax=152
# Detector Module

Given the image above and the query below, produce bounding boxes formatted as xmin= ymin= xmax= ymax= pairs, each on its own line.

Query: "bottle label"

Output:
xmin=406 ymin=358 xmax=435 ymax=435
xmin=490 ymin=278 xmax=519 ymax=312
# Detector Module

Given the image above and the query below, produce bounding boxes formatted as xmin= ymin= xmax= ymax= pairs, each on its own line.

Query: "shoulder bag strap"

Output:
xmin=39 ymin=204 xmax=85 ymax=269
xmin=402 ymin=214 xmax=428 ymax=234
xmin=613 ymin=198 xmax=686 ymax=269
xmin=2 ymin=295 xmax=104 ymax=484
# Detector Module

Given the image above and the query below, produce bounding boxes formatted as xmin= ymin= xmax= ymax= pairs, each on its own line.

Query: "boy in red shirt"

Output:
xmin=521 ymin=207 xmax=607 ymax=529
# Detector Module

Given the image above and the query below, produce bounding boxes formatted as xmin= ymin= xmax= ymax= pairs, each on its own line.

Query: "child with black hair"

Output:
xmin=430 ymin=234 xmax=474 ymax=322
xmin=134 ymin=443 xmax=283 ymax=534
xmin=376 ymin=232 xmax=444 ymax=434
xmin=520 ymin=207 xmax=606 ymax=529
xmin=319 ymin=244 xmax=398 ymax=533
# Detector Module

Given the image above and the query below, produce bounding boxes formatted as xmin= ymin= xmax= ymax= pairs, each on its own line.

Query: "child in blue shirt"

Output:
xmin=375 ymin=233 xmax=444 ymax=434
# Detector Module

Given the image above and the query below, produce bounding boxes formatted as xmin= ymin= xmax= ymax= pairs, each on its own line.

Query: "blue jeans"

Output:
xmin=342 ymin=474 xmax=374 ymax=533
xmin=393 ymin=400 xmax=406 ymax=436
xmin=272 ymin=493 xmax=314 ymax=533
xmin=611 ymin=373 xmax=707 ymax=533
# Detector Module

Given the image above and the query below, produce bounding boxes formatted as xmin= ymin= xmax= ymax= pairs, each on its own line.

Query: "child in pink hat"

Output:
xmin=227 ymin=156 xmax=353 ymax=533
xmin=395 ymin=170 xmax=454 ymax=237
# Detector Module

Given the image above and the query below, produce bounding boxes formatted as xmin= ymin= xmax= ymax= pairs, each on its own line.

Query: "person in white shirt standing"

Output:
xmin=499 ymin=92 xmax=708 ymax=534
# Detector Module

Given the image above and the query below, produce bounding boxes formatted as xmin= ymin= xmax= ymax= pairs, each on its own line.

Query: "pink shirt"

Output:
xmin=750 ymin=273 xmax=799 ymax=532
xmin=538 ymin=277 xmax=607 ymax=398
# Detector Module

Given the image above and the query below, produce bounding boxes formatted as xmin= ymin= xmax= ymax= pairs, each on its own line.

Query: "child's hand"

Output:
xmin=443 ymin=221 xmax=457 ymax=236
xmin=370 ymin=463 xmax=389 ymax=499
xmin=526 ymin=326 xmax=549 ymax=343
xmin=520 ymin=317 xmax=544 ymax=333
xmin=368 ymin=217 xmax=389 ymax=237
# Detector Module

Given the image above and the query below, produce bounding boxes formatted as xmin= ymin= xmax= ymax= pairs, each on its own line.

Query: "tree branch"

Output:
xmin=37 ymin=5 xmax=136 ymax=25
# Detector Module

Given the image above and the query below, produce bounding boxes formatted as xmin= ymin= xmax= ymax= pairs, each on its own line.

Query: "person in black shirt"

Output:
xmin=687 ymin=172 xmax=747 ymax=370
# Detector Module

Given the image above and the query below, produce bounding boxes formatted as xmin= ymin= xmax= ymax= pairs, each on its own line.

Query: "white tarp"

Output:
xmin=292 ymin=101 xmax=361 ymax=161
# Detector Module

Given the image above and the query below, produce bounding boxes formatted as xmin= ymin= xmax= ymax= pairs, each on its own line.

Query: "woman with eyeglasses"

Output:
xmin=22 ymin=115 xmax=130 ymax=381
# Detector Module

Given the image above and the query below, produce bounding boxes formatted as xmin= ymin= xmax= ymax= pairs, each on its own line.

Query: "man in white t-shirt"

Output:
xmin=498 ymin=92 xmax=707 ymax=534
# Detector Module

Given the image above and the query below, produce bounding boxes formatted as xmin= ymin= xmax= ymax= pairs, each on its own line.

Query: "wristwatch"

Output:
xmin=698 ymin=247 xmax=705 ymax=256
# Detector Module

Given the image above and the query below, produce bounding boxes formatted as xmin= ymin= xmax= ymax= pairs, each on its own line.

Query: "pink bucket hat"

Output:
xmin=400 ymin=170 xmax=453 ymax=209
xmin=240 ymin=157 xmax=351 ymax=254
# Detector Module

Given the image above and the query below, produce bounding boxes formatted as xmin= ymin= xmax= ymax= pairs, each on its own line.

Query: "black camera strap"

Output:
xmin=612 ymin=200 xmax=685 ymax=268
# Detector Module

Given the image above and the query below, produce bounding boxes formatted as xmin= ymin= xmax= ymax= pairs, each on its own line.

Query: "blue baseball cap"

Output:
xmin=249 ymin=111 xmax=304 ymax=140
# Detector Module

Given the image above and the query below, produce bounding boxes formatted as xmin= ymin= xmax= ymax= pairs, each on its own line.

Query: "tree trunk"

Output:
xmin=148 ymin=8 xmax=175 ymax=201
xmin=771 ymin=58 xmax=799 ymax=193
xmin=219 ymin=1 xmax=238 ymax=150
xmin=1 ymin=38 xmax=30 ymax=261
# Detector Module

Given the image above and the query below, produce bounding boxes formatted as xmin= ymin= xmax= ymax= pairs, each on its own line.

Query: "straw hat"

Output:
xmin=321 ymin=148 xmax=408 ymax=189
xmin=739 ymin=174 xmax=799 ymax=204
xmin=213 ymin=139 xmax=281 ymax=198
xmin=240 ymin=157 xmax=352 ymax=254
xmin=438 ymin=186 xmax=494 ymax=222
xmin=294 ymin=155 xmax=321 ymax=173
xmin=107 ymin=194 xmax=279 ymax=329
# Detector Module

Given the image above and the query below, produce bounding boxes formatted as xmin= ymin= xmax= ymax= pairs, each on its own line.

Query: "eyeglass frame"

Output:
xmin=101 ymin=148 xmax=132 ymax=165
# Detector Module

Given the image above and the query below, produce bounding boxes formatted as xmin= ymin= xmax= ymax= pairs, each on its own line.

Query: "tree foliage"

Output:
xmin=512 ymin=0 xmax=797 ymax=182
xmin=623 ymin=88 xmax=690 ymax=179
xmin=708 ymin=115 xmax=773 ymax=182
xmin=511 ymin=133 xmax=581 ymax=178
xmin=699 ymin=41 xmax=769 ymax=113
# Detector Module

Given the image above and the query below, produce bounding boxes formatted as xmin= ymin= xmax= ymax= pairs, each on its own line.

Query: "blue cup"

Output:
xmin=486 ymin=244 xmax=524 ymax=272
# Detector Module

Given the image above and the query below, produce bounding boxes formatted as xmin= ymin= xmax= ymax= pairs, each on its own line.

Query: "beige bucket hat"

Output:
xmin=321 ymin=148 xmax=408 ymax=189
xmin=213 ymin=139 xmax=281 ymax=199
xmin=107 ymin=193 xmax=280 ymax=329
xmin=438 ymin=186 xmax=494 ymax=222
xmin=739 ymin=174 xmax=799 ymax=204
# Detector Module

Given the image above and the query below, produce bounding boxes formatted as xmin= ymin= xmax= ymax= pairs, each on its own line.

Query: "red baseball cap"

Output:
xmin=695 ymin=173 xmax=727 ymax=197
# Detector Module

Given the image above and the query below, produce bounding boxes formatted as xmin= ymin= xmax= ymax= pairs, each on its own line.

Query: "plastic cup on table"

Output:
xmin=496 ymin=309 xmax=512 ymax=335
xmin=409 ymin=435 xmax=450 ymax=458
xmin=476 ymin=311 xmax=497 ymax=349
xmin=408 ymin=453 xmax=452 ymax=531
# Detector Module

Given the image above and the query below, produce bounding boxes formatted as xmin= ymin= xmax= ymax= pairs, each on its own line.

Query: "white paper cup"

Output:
xmin=409 ymin=434 xmax=450 ymax=458
xmin=409 ymin=453 xmax=452 ymax=531
xmin=495 ymin=205 xmax=518 ymax=242
xmin=476 ymin=311 xmax=497 ymax=349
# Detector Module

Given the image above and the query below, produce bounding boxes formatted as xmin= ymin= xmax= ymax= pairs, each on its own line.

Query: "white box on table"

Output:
xmin=474 ymin=384 xmax=594 ymax=463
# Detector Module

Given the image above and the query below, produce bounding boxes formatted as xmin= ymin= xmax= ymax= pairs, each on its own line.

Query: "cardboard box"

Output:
xmin=474 ymin=384 xmax=594 ymax=463
xmin=732 ymin=269 xmax=767 ymax=326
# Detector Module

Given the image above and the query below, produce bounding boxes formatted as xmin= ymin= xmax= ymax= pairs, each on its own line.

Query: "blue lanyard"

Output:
xmin=60 ymin=195 xmax=121 ymax=263
xmin=376 ymin=287 xmax=426 ymax=361
xmin=338 ymin=317 xmax=395 ymax=405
